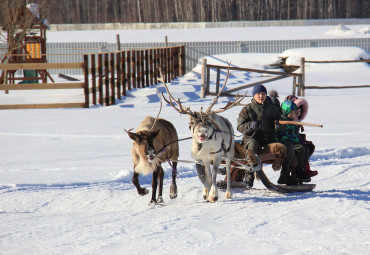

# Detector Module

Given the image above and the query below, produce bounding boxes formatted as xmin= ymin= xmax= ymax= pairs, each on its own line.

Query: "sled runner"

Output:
xmin=196 ymin=141 xmax=316 ymax=194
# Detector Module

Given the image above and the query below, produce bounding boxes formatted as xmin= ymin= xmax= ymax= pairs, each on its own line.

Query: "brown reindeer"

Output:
xmin=160 ymin=65 xmax=246 ymax=202
xmin=126 ymin=115 xmax=179 ymax=205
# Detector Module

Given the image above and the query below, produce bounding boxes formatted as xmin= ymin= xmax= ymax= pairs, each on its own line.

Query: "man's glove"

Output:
xmin=250 ymin=121 xmax=260 ymax=131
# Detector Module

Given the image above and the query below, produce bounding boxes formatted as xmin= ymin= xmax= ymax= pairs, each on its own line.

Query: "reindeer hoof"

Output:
xmin=170 ymin=184 xmax=178 ymax=199
xmin=148 ymin=199 xmax=157 ymax=206
xmin=203 ymin=194 xmax=208 ymax=200
xmin=208 ymin=196 xmax=218 ymax=203
xmin=139 ymin=188 xmax=149 ymax=196
xmin=225 ymin=191 xmax=232 ymax=199
xmin=157 ymin=196 xmax=164 ymax=203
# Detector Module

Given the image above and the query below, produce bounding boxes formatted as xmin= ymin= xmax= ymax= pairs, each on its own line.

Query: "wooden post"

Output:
xmin=131 ymin=50 xmax=136 ymax=89
xmin=149 ymin=49 xmax=153 ymax=85
xmin=166 ymin=47 xmax=170 ymax=83
xmin=98 ymin=54 xmax=103 ymax=105
xmin=116 ymin=34 xmax=121 ymax=51
xmin=216 ymin=67 xmax=220 ymax=94
xmin=83 ymin=55 xmax=89 ymax=108
xmin=153 ymin=49 xmax=158 ymax=85
xmin=206 ymin=66 xmax=210 ymax=94
xmin=140 ymin=50 xmax=145 ymax=87
xmin=145 ymin=49 xmax=149 ymax=87
xmin=292 ymin=76 xmax=296 ymax=96
xmin=116 ymin=52 xmax=121 ymax=100
xmin=179 ymin=46 xmax=185 ymax=76
xmin=136 ymin=50 xmax=140 ymax=88
xmin=121 ymin=51 xmax=126 ymax=96
xmin=110 ymin=53 xmax=116 ymax=104
xmin=91 ymin=54 xmax=97 ymax=105
xmin=104 ymin=53 xmax=110 ymax=106
xmin=200 ymin=58 xmax=207 ymax=98
xmin=173 ymin=47 xmax=179 ymax=78
xmin=127 ymin=51 xmax=131 ymax=90
xmin=300 ymin=57 xmax=305 ymax=96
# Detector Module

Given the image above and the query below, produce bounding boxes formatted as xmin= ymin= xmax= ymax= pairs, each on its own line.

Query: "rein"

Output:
xmin=156 ymin=136 xmax=193 ymax=154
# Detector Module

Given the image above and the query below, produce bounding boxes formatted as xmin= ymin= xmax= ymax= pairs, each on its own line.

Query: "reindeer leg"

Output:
xmin=224 ymin=158 xmax=232 ymax=199
xmin=170 ymin=161 xmax=178 ymax=199
xmin=208 ymin=158 xmax=221 ymax=202
xmin=157 ymin=166 xmax=164 ymax=204
xmin=132 ymin=172 xmax=149 ymax=196
xmin=149 ymin=169 xmax=160 ymax=205
xmin=203 ymin=162 xmax=212 ymax=200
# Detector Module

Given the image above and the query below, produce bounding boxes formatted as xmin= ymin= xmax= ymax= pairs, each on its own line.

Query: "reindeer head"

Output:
xmin=126 ymin=92 xmax=164 ymax=163
xmin=126 ymin=129 xmax=161 ymax=162
xmin=188 ymin=111 xmax=218 ymax=143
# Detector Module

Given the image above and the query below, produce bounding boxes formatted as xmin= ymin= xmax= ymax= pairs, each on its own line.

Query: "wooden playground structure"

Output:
xmin=0 ymin=5 xmax=52 ymax=85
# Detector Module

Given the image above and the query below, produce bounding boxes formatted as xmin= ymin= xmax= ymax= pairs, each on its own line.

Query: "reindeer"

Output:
xmin=126 ymin=102 xmax=179 ymax=205
xmin=160 ymin=66 xmax=245 ymax=202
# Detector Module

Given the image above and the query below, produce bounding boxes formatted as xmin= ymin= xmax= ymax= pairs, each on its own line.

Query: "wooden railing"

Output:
xmin=200 ymin=58 xmax=303 ymax=98
xmin=88 ymin=46 xmax=185 ymax=106
xmin=0 ymin=45 xmax=185 ymax=109
xmin=201 ymin=57 xmax=370 ymax=98
xmin=0 ymin=62 xmax=87 ymax=109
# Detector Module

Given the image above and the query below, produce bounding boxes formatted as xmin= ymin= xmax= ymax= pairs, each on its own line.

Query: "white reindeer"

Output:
xmin=160 ymin=66 xmax=245 ymax=202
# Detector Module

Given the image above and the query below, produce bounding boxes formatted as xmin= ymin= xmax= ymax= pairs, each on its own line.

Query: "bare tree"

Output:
xmin=0 ymin=0 xmax=50 ymax=85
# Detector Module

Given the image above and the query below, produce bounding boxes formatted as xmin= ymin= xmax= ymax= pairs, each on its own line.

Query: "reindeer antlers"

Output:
xmin=205 ymin=61 xmax=247 ymax=114
xmin=158 ymin=68 xmax=196 ymax=116
xmin=159 ymin=62 xmax=246 ymax=117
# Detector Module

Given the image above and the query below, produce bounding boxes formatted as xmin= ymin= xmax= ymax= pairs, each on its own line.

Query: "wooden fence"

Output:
xmin=200 ymin=58 xmax=303 ymax=98
xmin=202 ymin=57 xmax=370 ymax=98
xmin=300 ymin=58 xmax=370 ymax=96
xmin=0 ymin=45 xmax=185 ymax=109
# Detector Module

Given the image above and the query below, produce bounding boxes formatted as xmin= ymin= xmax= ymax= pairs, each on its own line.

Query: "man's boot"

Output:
xmin=277 ymin=161 xmax=298 ymax=186
xmin=296 ymin=168 xmax=311 ymax=182
xmin=243 ymin=172 xmax=255 ymax=188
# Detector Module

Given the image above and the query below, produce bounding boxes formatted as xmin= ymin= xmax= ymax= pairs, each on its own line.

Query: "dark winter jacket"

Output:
xmin=237 ymin=98 xmax=281 ymax=145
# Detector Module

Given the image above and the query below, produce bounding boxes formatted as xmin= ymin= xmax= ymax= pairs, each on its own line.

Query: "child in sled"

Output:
xmin=275 ymin=100 xmax=312 ymax=182
xmin=285 ymin=95 xmax=318 ymax=177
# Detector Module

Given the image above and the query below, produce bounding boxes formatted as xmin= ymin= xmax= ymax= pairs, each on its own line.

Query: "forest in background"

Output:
xmin=1 ymin=0 xmax=370 ymax=24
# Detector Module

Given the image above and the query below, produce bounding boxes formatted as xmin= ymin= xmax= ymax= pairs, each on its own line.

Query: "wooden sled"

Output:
xmin=197 ymin=141 xmax=316 ymax=193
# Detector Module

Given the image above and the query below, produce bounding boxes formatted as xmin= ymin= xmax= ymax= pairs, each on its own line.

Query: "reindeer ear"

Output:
xmin=150 ymin=129 xmax=160 ymax=138
xmin=127 ymin=131 xmax=141 ymax=143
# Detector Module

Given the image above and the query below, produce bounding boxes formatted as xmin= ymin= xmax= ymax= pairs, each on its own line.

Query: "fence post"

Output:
xmin=180 ymin=45 xmax=186 ymax=76
xmin=104 ymin=53 xmax=110 ymax=106
xmin=216 ymin=67 xmax=220 ymax=94
xmin=116 ymin=52 xmax=121 ymax=100
xmin=83 ymin=55 xmax=89 ymax=108
xmin=292 ymin=76 xmax=297 ymax=96
xmin=98 ymin=54 xmax=103 ymax=105
xmin=300 ymin=57 xmax=305 ymax=96
xmin=110 ymin=52 xmax=116 ymax=104
xmin=91 ymin=54 xmax=97 ymax=105
xmin=200 ymin=58 xmax=207 ymax=98
xmin=121 ymin=51 xmax=126 ymax=96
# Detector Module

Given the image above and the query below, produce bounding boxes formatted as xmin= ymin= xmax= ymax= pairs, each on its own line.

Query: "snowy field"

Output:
xmin=1 ymin=23 xmax=370 ymax=254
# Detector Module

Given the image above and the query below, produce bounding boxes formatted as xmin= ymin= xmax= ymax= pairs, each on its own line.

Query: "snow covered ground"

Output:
xmin=1 ymin=23 xmax=370 ymax=255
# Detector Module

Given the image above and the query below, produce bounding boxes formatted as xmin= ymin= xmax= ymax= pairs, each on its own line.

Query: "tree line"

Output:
xmin=1 ymin=0 xmax=369 ymax=24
